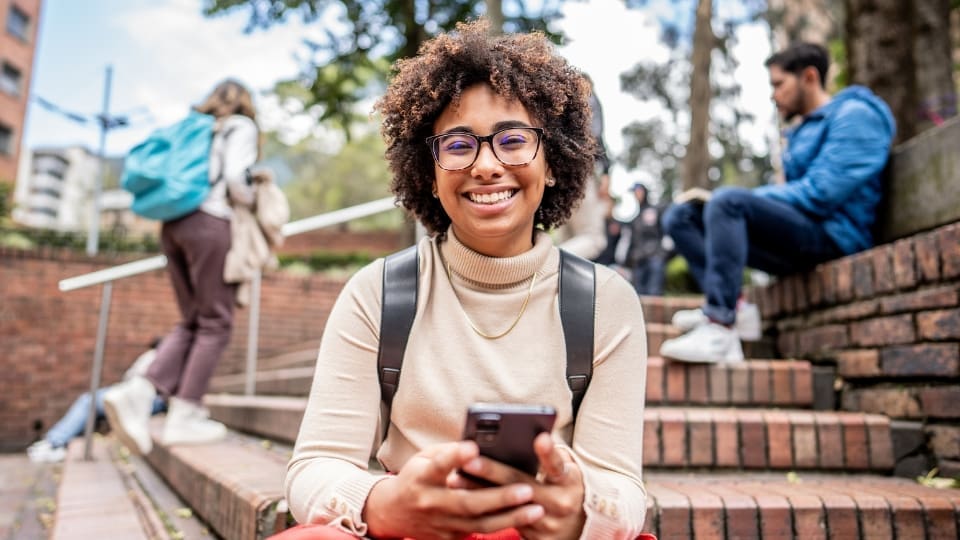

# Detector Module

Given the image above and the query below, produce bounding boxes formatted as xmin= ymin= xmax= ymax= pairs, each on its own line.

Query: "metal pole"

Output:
xmin=86 ymin=65 xmax=112 ymax=257
xmin=244 ymin=270 xmax=262 ymax=395
xmin=83 ymin=281 xmax=113 ymax=460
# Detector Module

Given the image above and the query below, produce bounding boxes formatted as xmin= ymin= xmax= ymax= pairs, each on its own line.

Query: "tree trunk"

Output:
xmin=682 ymin=0 xmax=713 ymax=191
xmin=845 ymin=0 xmax=957 ymax=143
xmin=485 ymin=0 xmax=504 ymax=34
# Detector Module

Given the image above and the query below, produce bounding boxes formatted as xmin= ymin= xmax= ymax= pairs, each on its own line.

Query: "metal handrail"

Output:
xmin=58 ymin=195 xmax=399 ymax=460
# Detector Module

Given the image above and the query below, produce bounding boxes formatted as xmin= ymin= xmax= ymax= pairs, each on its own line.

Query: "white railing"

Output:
xmin=57 ymin=196 xmax=399 ymax=459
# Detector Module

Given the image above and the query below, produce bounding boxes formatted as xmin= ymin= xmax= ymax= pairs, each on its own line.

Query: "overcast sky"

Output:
xmin=23 ymin=0 xmax=773 ymax=203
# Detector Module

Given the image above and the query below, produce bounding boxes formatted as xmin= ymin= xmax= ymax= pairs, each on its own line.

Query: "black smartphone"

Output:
xmin=460 ymin=402 xmax=557 ymax=483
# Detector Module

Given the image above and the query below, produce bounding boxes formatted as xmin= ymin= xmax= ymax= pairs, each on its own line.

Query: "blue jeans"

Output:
xmin=45 ymin=386 xmax=166 ymax=448
xmin=632 ymin=256 xmax=666 ymax=296
xmin=662 ymin=187 xmax=842 ymax=325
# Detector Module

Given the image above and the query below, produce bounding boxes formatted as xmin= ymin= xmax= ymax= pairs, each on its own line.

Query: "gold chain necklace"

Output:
xmin=445 ymin=261 xmax=538 ymax=340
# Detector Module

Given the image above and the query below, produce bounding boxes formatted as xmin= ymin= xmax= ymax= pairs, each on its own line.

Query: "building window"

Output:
xmin=6 ymin=5 xmax=30 ymax=41
xmin=0 ymin=62 xmax=21 ymax=96
xmin=0 ymin=123 xmax=12 ymax=155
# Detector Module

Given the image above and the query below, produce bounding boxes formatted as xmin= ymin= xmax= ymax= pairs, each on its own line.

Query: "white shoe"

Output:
xmin=660 ymin=322 xmax=744 ymax=364
xmin=103 ymin=376 xmax=157 ymax=455
xmin=671 ymin=301 xmax=762 ymax=341
xmin=162 ymin=398 xmax=227 ymax=446
xmin=27 ymin=440 xmax=66 ymax=463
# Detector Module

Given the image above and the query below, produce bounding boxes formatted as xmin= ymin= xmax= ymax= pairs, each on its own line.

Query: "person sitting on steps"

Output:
xmin=659 ymin=41 xmax=895 ymax=364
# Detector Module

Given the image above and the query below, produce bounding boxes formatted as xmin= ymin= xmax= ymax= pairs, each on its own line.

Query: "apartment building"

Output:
xmin=0 ymin=0 xmax=42 ymax=188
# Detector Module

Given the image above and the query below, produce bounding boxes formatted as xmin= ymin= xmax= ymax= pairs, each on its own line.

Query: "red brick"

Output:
xmin=834 ymin=257 xmax=854 ymax=302
xmin=858 ymin=484 xmax=927 ymax=538
xmin=644 ymin=483 xmax=690 ymax=538
xmin=805 ymin=269 xmax=823 ymax=307
xmin=914 ymin=231 xmax=941 ymax=283
xmin=659 ymin=409 xmax=687 ymax=466
xmin=738 ymin=410 xmax=767 ymax=468
xmin=917 ymin=308 xmax=960 ymax=340
xmin=790 ymin=411 xmax=818 ymax=468
xmin=714 ymin=414 xmax=740 ymax=467
xmin=836 ymin=349 xmax=881 ymax=377
xmin=749 ymin=360 xmax=771 ymax=404
xmin=837 ymin=412 xmax=870 ymax=469
xmin=819 ymin=263 xmax=837 ymax=305
xmin=879 ymin=285 xmax=958 ymax=314
xmin=770 ymin=362 xmax=794 ymax=405
xmin=851 ymin=252 xmax=875 ymax=299
xmin=936 ymin=223 xmax=960 ymax=278
xmin=675 ymin=483 xmax=725 ymax=537
xmin=728 ymin=363 xmax=751 ymax=405
xmin=880 ymin=344 xmax=960 ymax=377
xmin=830 ymin=484 xmax=893 ymax=538
xmin=686 ymin=364 xmax=709 ymax=404
xmin=709 ymin=364 xmax=730 ymax=404
xmin=777 ymin=330 xmax=798 ymax=358
xmin=791 ymin=361 xmax=813 ymax=406
xmin=765 ymin=410 xmax=793 ymax=468
xmin=702 ymin=485 xmax=759 ymax=539
xmin=686 ymin=409 xmax=714 ymax=466
xmin=797 ymin=324 xmax=849 ymax=355
xmin=792 ymin=273 xmax=809 ymax=311
xmin=800 ymin=484 xmax=860 ymax=539
xmin=918 ymin=386 xmax=960 ymax=418
xmin=887 ymin=482 xmax=960 ymax=539
xmin=892 ymin=237 xmax=917 ymax=289
xmin=926 ymin=425 xmax=960 ymax=459
xmin=642 ymin=414 xmax=660 ymax=466
xmin=645 ymin=357 xmax=664 ymax=403
xmin=763 ymin=484 xmax=826 ymax=539
xmin=665 ymin=362 xmax=686 ymax=403
xmin=870 ymin=246 xmax=896 ymax=294
xmin=815 ymin=413 xmax=845 ymax=469
xmin=865 ymin=415 xmax=894 ymax=469
xmin=739 ymin=488 xmax=793 ymax=538
xmin=842 ymin=387 xmax=923 ymax=418
xmin=849 ymin=314 xmax=915 ymax=347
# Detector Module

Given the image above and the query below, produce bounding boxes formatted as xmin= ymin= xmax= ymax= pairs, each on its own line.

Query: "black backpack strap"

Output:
xmin=559 ymin=249 xmax=596 ymax=418
xmin=377 ymin=245 xmax=420 ymax=411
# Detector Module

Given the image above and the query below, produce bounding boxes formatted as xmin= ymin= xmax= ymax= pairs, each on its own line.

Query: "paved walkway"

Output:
xmin=0 ymin=452 xmax=59 ymax=540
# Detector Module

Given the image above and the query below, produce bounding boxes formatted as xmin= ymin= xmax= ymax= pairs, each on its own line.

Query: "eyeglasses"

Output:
xmin=426 ymin=127 xmax=544 ymax=171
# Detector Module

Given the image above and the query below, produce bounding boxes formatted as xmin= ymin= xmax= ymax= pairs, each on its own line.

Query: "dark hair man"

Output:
xmin=659 ymin=42 xmax=896 ymax=364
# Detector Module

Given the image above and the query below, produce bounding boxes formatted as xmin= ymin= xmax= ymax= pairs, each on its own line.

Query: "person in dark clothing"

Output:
xmin=626 ymin=182 xmax=666 ymax=296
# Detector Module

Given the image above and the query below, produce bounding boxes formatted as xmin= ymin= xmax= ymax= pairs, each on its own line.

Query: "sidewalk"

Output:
xmin=0 ymin=452 xmax=59 ymax=540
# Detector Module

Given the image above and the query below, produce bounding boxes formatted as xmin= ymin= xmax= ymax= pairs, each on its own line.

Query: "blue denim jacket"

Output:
xmin=754 ymin=85 xmax=896 ymax=254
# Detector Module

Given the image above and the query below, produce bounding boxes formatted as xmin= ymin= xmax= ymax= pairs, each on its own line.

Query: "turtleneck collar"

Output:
xmin=437 ymin=228 xmax=553 ymax=287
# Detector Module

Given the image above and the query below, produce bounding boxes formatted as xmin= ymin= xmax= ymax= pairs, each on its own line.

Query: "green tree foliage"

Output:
xmin=620 ymin=0 xmax=773 ymax=200
xmin=203 ymin=0 xmax=565 ymax=136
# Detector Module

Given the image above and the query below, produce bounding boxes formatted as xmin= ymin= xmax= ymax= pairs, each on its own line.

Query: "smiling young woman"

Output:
xmin=278 ymin=19 xmax=650 ymax=540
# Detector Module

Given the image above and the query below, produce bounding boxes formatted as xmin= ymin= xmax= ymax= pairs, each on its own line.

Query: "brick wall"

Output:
xmin=0 ymin=245 xmax=349 ymax=451
xmin=750 ymin=221 xmax=960 ymax=477
xmin=276 ymin=228 xmax=404 ymax=256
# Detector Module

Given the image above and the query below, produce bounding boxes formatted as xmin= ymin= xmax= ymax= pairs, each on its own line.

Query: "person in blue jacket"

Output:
xmin=660 ymin=42 xmax=896 ymax=364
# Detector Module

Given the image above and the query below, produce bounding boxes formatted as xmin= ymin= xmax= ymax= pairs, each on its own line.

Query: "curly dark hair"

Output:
xmin=374 ymin=19 xmax=597 ymax=234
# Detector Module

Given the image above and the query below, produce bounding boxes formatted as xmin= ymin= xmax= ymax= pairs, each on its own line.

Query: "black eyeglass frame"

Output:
xmin=425 ymin=127 xmax=545 ymax=171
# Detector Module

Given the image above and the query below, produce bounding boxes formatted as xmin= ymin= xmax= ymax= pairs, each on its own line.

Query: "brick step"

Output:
xmin=644 ymin=406 xmax=894 ymax=472
xmin=639 ymin=295 xmax=704 ymax=326
xmin=210 ymin=356 xmax=818 ymax=409
xmin=206 ymin=395 xmax=895 ymax=472
xmin=51 ymin=435 xmax=208 ymax=539
xmin=141 ymin=417 xmax=290 ymax=540
xmin=646 ymin=322 xmax=778 ymax=359
xmin=643 ymin=471 xmax=960 ymax=539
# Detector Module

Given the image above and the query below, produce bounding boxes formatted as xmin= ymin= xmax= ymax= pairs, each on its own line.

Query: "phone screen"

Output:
xmin=461 ymin=403 xmax=557 ymax=480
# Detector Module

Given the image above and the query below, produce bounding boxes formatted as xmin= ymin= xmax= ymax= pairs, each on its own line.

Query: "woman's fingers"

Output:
xmin=533 ymin=433 xmax=571 ymax=485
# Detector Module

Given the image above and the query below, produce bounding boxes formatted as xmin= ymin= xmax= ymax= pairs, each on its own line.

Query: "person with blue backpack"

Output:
xmin=276 ymin=20 xmax=649 ymax=540
xmin=105 ymin=79 xmax=260 ymax=454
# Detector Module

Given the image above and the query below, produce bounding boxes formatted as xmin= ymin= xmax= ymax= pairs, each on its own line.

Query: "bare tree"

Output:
xmin=683 ymin=0 xmax=714 ymax=191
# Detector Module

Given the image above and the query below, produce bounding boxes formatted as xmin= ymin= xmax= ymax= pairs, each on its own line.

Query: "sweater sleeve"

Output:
xmin=572 ymin=267 xmax=648 ymax=537
xmin=284 ymin=259 xmax=388 ymax=536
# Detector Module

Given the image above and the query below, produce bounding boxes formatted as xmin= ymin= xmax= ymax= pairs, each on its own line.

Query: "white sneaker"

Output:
xmin=660 ymin=322 xmax=744 ymax=364
xmin=162 ymin=397 xmax=227 ymax=446
xmin=103 ymin=376 xmax=157 ymax=455
xmin=27 ymin=440 xmax=66 ymax=463
xmin=671 ymin=301 xmax=762 ymax=341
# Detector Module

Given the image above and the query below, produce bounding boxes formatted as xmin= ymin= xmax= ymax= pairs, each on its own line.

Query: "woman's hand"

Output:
xmin=363 ymin=441 xmax=545 ymax=540
xmin=452 ymin=433 xmax=586 ymax=540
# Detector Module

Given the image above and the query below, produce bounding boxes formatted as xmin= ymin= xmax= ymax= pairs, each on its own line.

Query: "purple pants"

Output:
xmin=147 ymin=210 xmax=236 ymax=403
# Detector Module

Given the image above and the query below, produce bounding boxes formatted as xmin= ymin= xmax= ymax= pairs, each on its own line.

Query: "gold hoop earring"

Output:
xmin=431 ymin=186 xmax=439 ymax=198
xmin=545 ymin=177 xmax=556 ymax=187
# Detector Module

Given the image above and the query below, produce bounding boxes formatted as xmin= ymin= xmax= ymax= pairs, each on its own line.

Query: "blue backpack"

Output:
xmin=121 ymin=111 xmax=218 ymax=221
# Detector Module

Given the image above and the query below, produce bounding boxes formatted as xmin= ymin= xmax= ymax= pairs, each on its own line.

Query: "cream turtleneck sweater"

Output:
xmin=285 ymin=229 xmax=648 ymax=537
